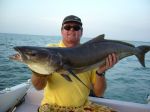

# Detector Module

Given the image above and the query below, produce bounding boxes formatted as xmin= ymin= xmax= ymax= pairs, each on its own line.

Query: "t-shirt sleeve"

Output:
xmin=90 ymin=68 xmax=97 ymax=84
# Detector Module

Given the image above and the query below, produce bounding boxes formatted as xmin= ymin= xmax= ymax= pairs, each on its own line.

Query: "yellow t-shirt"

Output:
xmin=41 ymin=41 xmax=96 ymax=107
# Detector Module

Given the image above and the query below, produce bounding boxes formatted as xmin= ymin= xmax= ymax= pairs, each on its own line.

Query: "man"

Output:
xmin=32 ymin=15 xmax=118 ymax=111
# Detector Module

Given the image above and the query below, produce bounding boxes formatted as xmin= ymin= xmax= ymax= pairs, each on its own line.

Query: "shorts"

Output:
xmin=38 ymin=102 xmax=117 ymax=112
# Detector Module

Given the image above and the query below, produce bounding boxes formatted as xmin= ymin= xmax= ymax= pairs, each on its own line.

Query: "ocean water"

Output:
xmin=0 ymin=33 xmax=150 ymax=104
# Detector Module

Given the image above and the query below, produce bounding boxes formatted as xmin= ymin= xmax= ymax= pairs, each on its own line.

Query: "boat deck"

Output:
xmin=15 ymin=87 xmax=43 ymax=112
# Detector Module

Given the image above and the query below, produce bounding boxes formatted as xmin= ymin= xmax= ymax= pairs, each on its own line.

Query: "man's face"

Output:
xmin=61 ymin=22 xmax=83 ymax=47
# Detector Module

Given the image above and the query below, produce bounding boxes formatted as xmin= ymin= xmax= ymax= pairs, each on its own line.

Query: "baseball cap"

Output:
xmin=62 ymin=15 xmax=82 ymax=26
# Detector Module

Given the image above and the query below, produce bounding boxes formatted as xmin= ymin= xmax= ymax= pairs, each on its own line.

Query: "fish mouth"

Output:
xmin=9 ymin=53 xmax=23 ymax=62
xmin=9 ymin=47 xmax=24 ymax=62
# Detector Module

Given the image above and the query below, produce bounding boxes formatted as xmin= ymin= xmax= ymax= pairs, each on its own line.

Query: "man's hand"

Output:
xmin=31 ymin=71 xmax=48 ymax=90
xmin=97 ymin=53 xmax=118 ymax=74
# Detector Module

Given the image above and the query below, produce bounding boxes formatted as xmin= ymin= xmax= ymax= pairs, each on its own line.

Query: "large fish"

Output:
xmin=10 ymin=34 xmax=150 ymax=88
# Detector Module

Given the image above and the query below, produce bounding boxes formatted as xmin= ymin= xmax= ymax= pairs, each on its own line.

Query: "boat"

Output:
xmin=0 ymin=79 xmax=150 ymax=112
xmin=0 ymin=79 xmax=31 ymax=112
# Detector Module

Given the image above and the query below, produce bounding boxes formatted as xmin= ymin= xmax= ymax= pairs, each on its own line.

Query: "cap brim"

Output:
xmin=63 ymin=20 xmax=82 ymax=25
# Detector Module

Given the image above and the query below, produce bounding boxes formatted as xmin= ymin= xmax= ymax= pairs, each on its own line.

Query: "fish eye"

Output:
xmin=26 ymin=51 xmax=37 ymax=56
xmin=30 ymin=53 xmax=37 ymax=56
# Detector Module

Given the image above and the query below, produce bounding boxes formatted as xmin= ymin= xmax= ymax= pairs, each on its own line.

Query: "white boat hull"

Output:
xmin=0 ymin=80 xmax=31 ymax=112
xmin=0 ymin=80 xmax=150 ymax=112
xmin=89 ymin=97 xmax=150 ymax=112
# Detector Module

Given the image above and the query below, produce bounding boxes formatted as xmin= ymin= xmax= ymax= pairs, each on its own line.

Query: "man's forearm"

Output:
xmin=93 ymin=75 xmax=106 ymax=97
xmin=93 ymin=53 xmax=118 ymax=97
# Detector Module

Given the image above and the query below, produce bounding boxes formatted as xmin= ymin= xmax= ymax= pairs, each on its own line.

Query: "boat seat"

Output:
xmin=15 ymin=86 xmax=43 ymax=112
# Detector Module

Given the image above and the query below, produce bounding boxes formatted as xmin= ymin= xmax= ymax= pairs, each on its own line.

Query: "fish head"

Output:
xmin=10 ymin=46 xmax=59 ymax=74
xmin=13 ymin=46 xmax=49 ymax=63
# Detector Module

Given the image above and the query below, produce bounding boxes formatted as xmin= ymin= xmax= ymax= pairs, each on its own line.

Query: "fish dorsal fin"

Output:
xmin=84 ymin=34 xmax=135 ymax=47
xmin=106 ymin=40 xmax=135 ymax=47
xmin=83 ymin=34 xmax=105 ymax=45
xmin=80 ymin=34 xmax=135 ymax=48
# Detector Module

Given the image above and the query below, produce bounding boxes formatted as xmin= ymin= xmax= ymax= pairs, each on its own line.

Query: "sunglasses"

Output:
xmin=63 ymin=25 xmax=82 ymax=31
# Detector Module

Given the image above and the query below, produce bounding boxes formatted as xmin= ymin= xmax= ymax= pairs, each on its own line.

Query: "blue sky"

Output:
xmin=0 ymin=0 xmax=150 ymax=41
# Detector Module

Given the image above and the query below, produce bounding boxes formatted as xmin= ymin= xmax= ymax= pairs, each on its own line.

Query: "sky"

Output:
xmin=0 ymin=0 xmax=150 ymax=41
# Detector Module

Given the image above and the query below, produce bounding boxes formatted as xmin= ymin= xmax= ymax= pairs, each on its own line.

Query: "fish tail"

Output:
xmin=136 ymin=45 xmax=150 ymax=67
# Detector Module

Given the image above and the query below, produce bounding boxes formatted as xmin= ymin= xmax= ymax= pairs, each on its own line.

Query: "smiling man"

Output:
xmin=31 ymin=15 xmax=118 ymax=112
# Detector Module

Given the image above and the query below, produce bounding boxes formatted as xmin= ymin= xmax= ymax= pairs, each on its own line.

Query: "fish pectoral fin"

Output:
xmin=61 ymin=74 xmax=72 ymax=82
xmin=67 ymin=69 xmax=90 ymax=89
xmin=63 ymin=64 xmax=90 ymax=89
